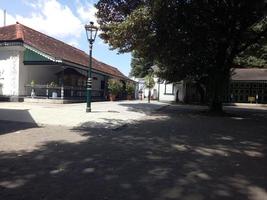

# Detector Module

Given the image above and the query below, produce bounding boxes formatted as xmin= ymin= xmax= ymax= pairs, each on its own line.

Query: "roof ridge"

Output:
xmin=16 ymin=22 xmax=86 ymax=54
xmin=15 ymin=22 xmax=24 ymax=41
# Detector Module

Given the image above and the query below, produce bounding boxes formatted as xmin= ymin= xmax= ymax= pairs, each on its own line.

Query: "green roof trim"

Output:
xmin=23 ymin=44 xmax=62 ymax=63
xmin=24 ymin=48 xmax=51 ymax=62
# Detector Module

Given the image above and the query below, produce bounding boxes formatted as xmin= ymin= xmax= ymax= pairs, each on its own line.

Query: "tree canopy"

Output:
xmin=130 ymin=51 xmax=154 ymax=78
xmin=234 ymin=16 xmax=267 ymax=67
xmin=96 ymin=0 xmax=266 ymax=111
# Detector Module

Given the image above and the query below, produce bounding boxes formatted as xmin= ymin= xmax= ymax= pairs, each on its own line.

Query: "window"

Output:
xmin=164 ymin=83 xmax=174 ymax=95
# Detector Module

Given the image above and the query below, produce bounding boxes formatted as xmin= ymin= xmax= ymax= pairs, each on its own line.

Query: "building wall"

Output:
xmin=67 ymin=67 xmax=106 ymax=91
xmin=18 ymin=50 xmax=28 ymax=96
xmin=0 ymin=45 xmax=122 ymax=100
xmin=0 ymin=46 xmax=21 ymax=96
xmin=157 ymin=81 xmax=186 ymax=102
xmin=158 ymin=82 xmax=185 ymax=102
xmin=25 ymin=65 xmax=62 ymax=86
xmin=224 ymin=81 xmax=267 ymax=103
xmin=92 ymin=72 xmax=105 ymax=91
xmin=0 ymin=46 xmax=65 ymax=96
xmin=134 ymin=77 xmax=185 ymax=102
xmin=18 ymin=64 xmax=62 ymax=96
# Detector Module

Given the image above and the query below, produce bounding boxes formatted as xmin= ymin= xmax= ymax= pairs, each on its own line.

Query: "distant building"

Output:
xmin=133 ymin=77 xmax=185 ymax=102
xmin=0 ymin=22 xmax=133 ymax=102
xmin=224 ymin=68 xmax=267 ymax=104
xmin=134 ymin=68 xmax=267 ymax=104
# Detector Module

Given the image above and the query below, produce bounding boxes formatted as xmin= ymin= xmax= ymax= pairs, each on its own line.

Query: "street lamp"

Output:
xmin=85 ymin=21 xmax=98 ymax=112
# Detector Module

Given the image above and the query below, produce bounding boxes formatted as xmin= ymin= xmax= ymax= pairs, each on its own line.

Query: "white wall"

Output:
xmin=158 ymin=82 xmax=176 ymax=102
xmin=25 ymin=65 xmax=62 ymax=86
xmin=158 ymin=81 xmax=185 ymax=102
xmin=134 ymin=77 xmax=186 ymax=102
xmin=0 ymin=46 xmax=22 ymax=96
xmin=92 ymin=72 xmax=105 ymax=90
xmin=0 ymin=46 xmax=65 ymax=96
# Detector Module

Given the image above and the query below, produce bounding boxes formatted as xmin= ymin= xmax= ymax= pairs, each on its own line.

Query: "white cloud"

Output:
xmin=77 ymin=2 xmax=98 ymax=25
xmin=1 ymin=0 xmax=82 ymax=40
xmin=1 ymin=0 xmax=101 ymax=50
xmin=21 ymin=0 xmax=43 ymax=9
xmin=0 ymin=9 xmax=17 ymax=26
xmin=17 ymin=0 xmax=83 ymax=39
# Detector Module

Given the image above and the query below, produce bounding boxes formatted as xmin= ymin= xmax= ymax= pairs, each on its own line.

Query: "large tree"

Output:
xmin=234 ymin=16 xmax=267 ymax=67
xmin=130 ymin=51 xmax=154 ymax=78
xmin=96 ymin=0 xmax=266 ymax=112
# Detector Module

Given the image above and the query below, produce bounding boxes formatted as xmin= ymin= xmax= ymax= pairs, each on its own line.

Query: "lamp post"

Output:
xmin=85 ymin=21 xmax=98 ymax=112
xmin=157 ymin=78 xmax=161 ymax=101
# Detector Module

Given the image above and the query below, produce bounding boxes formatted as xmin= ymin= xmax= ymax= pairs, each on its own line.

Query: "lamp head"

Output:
xmin=85 ymin=21 xmax=98 ymax=44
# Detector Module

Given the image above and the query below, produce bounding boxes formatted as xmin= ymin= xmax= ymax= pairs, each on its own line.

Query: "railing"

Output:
xmin=25 ymin=84 xmax=105 ymax=100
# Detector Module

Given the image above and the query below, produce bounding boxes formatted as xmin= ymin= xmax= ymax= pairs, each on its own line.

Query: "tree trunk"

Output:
xmin=208 ymin=72 xmax=226 ymax=113
xmin=209 ymin=95 xmax=223 ymax=113
xmin=209 ymin=43 xmax=235 ymax=112
xmin=196 ymin=82 xmax=206 ymax=104
xmin=148 ymin=89 xmax=151 ymax=103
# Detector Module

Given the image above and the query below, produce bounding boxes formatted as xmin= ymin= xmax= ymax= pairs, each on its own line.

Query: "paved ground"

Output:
xmin=0 ymin=100 xmax=168 ymax=127
xmin=0 ymin=103 xmax=267 ymax=200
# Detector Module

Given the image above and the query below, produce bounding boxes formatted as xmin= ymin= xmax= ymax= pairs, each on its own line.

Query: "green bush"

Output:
xmin=125 ymin=82 xmax=135 ymax=95
xmin=30 ymin=80 xmax=36 ymax=87
xmin=144 ymin=74 xmax=155 ymax=89
xmin=108 ymin=79 xmax=123 ymax=95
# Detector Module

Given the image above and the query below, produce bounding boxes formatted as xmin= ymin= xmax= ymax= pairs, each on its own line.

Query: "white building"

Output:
xmin=133 ymin=77 xmax=186 ymax=103
xmin=0 ymin=22 xmax=132 ymax=102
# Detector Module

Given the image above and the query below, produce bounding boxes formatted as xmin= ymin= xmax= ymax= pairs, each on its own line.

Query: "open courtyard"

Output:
xmin=0 ymin=0 xmax=266 ymax=199
xmin=0 ymin=101 xmax=266 ymax=200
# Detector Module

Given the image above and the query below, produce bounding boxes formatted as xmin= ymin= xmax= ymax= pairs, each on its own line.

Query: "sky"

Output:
xmin=0 ymin=0 xmax=132 ymax=76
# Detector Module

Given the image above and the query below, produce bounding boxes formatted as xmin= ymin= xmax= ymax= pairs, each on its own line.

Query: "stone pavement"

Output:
xmin=0 ymin=103 xmax=266 ymax=200
xmin=0 ymin=100 xmax=168 ymax=128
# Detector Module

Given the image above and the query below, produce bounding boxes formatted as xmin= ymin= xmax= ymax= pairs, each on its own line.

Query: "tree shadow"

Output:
xmin=118 ymin=102 xmax=168 ymax=114
xmin=0 ymin=109 xmax=38 ymax=135
xmin=0 ymin=106 xmax=266 ymax=199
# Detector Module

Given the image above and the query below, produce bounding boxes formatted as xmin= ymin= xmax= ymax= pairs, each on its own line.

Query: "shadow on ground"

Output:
xmin=118 ymin=102 xmax=167 ymax=114
xmin=0 ymin=109 xmax=38 ymax=135
xmin=0 ymin=106 xmax=266 ymax=200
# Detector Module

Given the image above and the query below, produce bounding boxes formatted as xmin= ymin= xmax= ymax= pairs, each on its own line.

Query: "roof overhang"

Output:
xmin=24 ymin=44 xmax=62 ymax=63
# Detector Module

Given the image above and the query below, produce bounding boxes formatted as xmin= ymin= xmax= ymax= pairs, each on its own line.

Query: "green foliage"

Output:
xmin=96 ymin=1 xmax=155 ymax=54
xmin=234 ymin=17 xmax=267 ymax=67
xmin=108 ymin=79 xmax=123 ymax=95
xmin=125 ymin=82 xmax=135 ymax=95
xmin=130 ymin=51 xmax=154 ymax=78
xmin=96 ymin=0 xmax=266 ymax=111
xmin=30 ymin=80 xmax=36 ymax=87
xmin=153 ymin=0 xmax=265 ymax=79
xmin=144 ymin=74 xmax=155 ymax=89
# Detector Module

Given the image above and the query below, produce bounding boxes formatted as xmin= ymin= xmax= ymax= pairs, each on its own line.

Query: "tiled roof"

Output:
xmin=0 ymin=22 xmax=128 ymax=80
xmin=231 ymin=68 xmax=267 ymax=81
